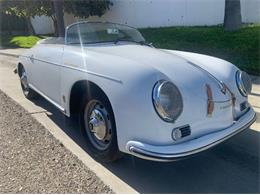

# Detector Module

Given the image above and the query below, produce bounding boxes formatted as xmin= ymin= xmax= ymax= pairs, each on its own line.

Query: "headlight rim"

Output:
xmin=236 ymin=70 xmax=251 ymax=97
xmin=152 ymin=80 xmax=183 ymax=123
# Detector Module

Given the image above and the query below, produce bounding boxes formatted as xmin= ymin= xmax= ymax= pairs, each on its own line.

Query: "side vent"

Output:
xmin=180 ymin=125 xmax=191 ymax=137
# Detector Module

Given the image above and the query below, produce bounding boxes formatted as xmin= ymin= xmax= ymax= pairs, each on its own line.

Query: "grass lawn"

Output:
xmin=140 ymin=25 xmax=260 ymax=75
xmin=0 ymin=25 xmax=259 ymax=74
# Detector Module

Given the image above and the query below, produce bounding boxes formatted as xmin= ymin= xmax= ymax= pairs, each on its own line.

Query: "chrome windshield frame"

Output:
xmin=64 ymin=21 xmax=144 ymax=45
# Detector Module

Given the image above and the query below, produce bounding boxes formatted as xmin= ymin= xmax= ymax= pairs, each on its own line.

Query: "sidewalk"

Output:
xmin=0 ymin=48 xmax=27 ymax=57
xmin=248 ymin=76 xmax=260 ymax=131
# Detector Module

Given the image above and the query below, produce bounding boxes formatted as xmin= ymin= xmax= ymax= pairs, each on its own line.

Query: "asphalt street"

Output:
xmin=0 ymin=54 xmax=259 ymax=193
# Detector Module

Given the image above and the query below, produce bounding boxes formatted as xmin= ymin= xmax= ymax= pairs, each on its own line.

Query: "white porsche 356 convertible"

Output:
xmin=17 ymin=21 xmax=256 ymax=162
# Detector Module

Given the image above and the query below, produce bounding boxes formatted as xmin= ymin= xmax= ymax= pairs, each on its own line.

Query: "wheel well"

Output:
xmin=17 ymin=63 xmax=24 ymax=77
xmin=69 ymin=80 xmax=112 ymax=117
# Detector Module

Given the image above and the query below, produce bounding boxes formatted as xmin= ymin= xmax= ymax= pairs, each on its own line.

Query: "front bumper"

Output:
xmin=126 ymin=108 xmax=256 ymax=162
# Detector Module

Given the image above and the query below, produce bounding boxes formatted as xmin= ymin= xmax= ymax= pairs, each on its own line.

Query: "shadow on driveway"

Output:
xmin=32 ymin=96 xmax=260 ymax=193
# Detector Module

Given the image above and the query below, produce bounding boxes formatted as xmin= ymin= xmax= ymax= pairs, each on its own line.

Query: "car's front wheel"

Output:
xmin=79 ymin=91 xmax=121 ymax=162
xmin=19 ymin=66 xmax=39 ymax=99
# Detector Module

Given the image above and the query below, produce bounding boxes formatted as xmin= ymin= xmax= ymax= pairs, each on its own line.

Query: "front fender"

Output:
xmin=165 ymin=50 xmax=239 ymax=93
xmin=165 ymin=49 xmax=248 ymax=119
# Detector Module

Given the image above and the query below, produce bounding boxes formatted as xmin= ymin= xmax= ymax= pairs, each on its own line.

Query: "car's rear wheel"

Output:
xmin=19 ymin=66 xmax=39 ymax=99
xmin=79 ymin=91 xmax=121 ymax=162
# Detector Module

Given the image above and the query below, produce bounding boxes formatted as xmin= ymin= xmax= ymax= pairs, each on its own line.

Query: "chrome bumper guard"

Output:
xmin=127 ymin=109 xmax=256 ymax=162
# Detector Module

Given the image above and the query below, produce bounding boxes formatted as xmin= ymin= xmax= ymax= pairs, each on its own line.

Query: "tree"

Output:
xmin=33 ymin=0 xmax=64 ymax=37
xmin=53 ymin=0 xmax=65 ymax=37
xmin=39 ymin=0 xmax=113 ymax=37
xmin=1 ymin=0 xmax=112 ymax=36
xmin=0 ymin=0 xmax=43 ymax=35
xmin=36 ymin=0 xmax=113 ymax=37
xmin=64 ymin=0 xmax=112 ymax=18
xmin=224 ymin=0 xmax=242 ymax=31
xmin=52 ymin=0 xmax=113 ymax=37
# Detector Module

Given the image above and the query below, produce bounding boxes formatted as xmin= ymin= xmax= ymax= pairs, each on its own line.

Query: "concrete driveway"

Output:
xmin=0 ymin=53 xmax=259 ymax=193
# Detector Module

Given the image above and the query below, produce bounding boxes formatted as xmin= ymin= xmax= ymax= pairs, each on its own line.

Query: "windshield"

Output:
xmin=66 ymin=22 xmax=145 ymax=45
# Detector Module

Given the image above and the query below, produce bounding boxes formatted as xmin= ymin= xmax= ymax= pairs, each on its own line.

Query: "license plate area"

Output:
xmin=212 ymin=100 xmax=233 ymax=122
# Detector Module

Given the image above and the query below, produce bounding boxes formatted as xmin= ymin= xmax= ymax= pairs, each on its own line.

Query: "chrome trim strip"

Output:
xmin=128 ymin=111 xmax=256 ymax=162
xmin=152 ymin=80 xmax=183 ymax=122
xmin=236 ymin=70 xmax=248 ymax=97
xmin=22 ymin=56 xmax=122 ymax=83
xmin=163 ymin=51 xmax=226 ymax=93
xmin=29 ymin=84 xmax=65 ymax=112
xmin=187 ymin=61 xmax=225 ymax=92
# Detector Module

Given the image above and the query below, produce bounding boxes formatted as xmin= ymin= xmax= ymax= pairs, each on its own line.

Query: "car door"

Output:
xmin=31 ymin=43 xmax=64 ymax=107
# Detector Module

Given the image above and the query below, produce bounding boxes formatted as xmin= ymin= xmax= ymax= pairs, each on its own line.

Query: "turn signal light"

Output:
xmin=206 ymin=84 xmax=214 ymax=116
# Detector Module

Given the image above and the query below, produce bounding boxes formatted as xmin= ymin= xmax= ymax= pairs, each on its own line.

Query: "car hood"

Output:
xmin=85 ymin=44 xmax=233 ymax=101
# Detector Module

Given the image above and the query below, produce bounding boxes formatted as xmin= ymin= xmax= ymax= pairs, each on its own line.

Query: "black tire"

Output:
xmin=79 ymin=90 xmax=122 ymax=163
xmin=19 ymin=65 xmax=39 ymax=100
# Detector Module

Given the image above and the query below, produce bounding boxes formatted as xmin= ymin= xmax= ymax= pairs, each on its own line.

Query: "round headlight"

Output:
xmin=236 ymin=70 xmax=252 ymax=97
xmin=152 ymin=80 xmax=183 ymax=122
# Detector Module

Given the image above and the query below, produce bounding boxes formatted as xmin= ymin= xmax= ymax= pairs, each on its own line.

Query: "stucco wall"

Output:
xmin=31 ymin=16 xmax=54 ymax=35
xmin=64 ymin=0 xmax=225 ymax=27
xmin=32 ymin=0 xmax=260 ymax=34
xmin=241 ymin=0 xmax=260 ymax=23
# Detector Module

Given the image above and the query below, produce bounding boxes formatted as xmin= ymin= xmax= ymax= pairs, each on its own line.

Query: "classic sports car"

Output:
xmin=17 ymin=21 xmax=256 ymax=162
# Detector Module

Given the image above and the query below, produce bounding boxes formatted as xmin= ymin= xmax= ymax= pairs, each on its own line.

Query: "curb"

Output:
xmin=0 ymin=53 xmax=138 ymax=194
xmin=0 ymin=52 xmax=19 ymax=58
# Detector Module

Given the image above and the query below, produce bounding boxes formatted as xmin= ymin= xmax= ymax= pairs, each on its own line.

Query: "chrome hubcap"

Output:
xmin=89 ymin=109 xmax=107 ymax=141
xmin=84 ymin=101 xmax=112 ymax=150
xmin=20 ymin=70 xmax=29 ymax=94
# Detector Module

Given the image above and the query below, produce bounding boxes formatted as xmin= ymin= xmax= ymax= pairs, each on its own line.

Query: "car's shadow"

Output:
xmin=32 ymin=96 xmax=259 ymax=193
